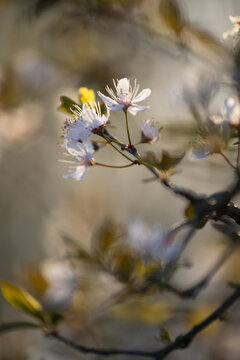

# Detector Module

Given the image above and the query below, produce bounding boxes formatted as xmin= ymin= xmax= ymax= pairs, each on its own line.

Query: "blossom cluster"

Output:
xmin=60 ymin=78 xmax=162 ymax=181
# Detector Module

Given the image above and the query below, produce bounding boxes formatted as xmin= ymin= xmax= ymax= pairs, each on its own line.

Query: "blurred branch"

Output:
xmin=103 ymin=129 xmax=198 ymax=202
xmin=1 ymin=288 xmax=240 ymax=359
xmin=154 ymin=286 xmax=240 ymax=359
xmin=46 ymin=286 xmax=240 ymax=358
xmin=0 ymin=321 xmax=40 ymax=334
xmin=166 ymin=241 xmax=236 ymax=299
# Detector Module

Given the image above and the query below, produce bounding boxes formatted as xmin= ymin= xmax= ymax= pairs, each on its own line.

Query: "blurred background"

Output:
xmin=1 ymin=0 xmax=240 ymax=359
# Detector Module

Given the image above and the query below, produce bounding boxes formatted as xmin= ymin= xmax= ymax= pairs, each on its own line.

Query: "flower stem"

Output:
xmin=95 ymin=162 xmax=137 ymax=169
xmin=237 ymin=129 xmax=240 ymax=171
xmin=125 ymin=110 xmax=132 ymax=146
xmin=219 ymin=151 xmax=236 ymax=170
xmin=102 ymin=134 xmax=135 ymax=163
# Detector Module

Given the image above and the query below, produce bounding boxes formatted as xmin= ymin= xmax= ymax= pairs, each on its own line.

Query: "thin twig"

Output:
xmin=0 ymin=321 xmax=40 ymax=334
xmin=237 ymin=129 xmax=240 ymax=170
xmin=219 ymin=151 xmax=236 ymax=170
xmin=95 ymin=161 xmax=138 ymax=169
xmin=102 ymin=134 xmax=135 ymax=163
xmin=166 ymin=241 xmax=236 ymax=299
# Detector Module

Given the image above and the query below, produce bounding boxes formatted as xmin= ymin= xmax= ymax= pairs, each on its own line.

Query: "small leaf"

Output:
xmin=184 ymin=203 xmax=196 ymax=219
xmin=113 ymin=253 xmax=135 ymax=283
xmin=159 ymin=0 xmax=184 ymax=36
xmin=144 ymin=150 xmax=184 ymax=173
xmin=1 ymin=281 xmax=44 ymax=321
xmin=44 ymin=312 xmax=63 ymax=326
xmin=58 ymin=96 xmax=80 ymax=115
xmin=159 ymin=151 xmax=184 ymax=171
xmin=62 ymin=234 xmax=93 ymax=262
xmin=92 ymin=220 xmax=117 ymax=256
xmin=157 ymin=328 xmax=172 ymax=344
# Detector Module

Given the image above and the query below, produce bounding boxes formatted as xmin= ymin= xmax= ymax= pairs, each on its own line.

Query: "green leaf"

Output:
xmin=145 ymin=150 xmax=184 ymax=173
xmin=1 ymin=281 xmax=44 ymax=321
xmin=157 ymin=328 xmax=172 ymax=344
xmin=58 ymin=96 xmax=80 ymax=115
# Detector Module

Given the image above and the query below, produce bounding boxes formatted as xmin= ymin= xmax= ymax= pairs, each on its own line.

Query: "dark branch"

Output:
xmin=0 ymin=321 xmax=40 ymax=334
xmin=1 ymin=287 xmax=240 ymax=359
xmin=46 ymin=287 xmax=240 ymax=359
xmin=165 ymin=242 xmax=236 ymax=299
xmin=155 ymin=286 xmax=240 ymax=359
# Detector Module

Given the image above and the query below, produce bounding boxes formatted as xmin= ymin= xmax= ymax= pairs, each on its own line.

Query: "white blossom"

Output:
xmin=127 ymin=218 xmax=182 ymax=263
xmin=223 ymin=16 xmax=240 ymax=40
xmin=209 ymin=97 xmax=240 ymax=129
xmin=141 ymin=119 xmax=162 ymax=144
xmin=98 ymin=78 xmax=151 ymax=115
xmin=41 ymin=259 xmax=78 ymax=312
xmin=181 ymin=64 xmax=217 ymax=109
xmin=64 ymin=102 xmax=108 ymax=141
xmin=222 ymin=97 xmax=240 ymax=127
xmin=62 ymin=139 xmax=94 ymax=181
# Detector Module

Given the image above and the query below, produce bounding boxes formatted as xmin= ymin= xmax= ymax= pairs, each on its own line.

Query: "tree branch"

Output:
xmin=1 ymin=287 xmax=240 ymax=359
xmin=46 ymin=287 xmax=240 ymax=359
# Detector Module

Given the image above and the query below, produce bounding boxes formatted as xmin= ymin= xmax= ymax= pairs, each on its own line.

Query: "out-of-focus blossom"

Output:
xmin=41 ymin=259 xmax=78 ymax=312
xmin=78 ymin=87 xmax=95 ymax=105
xmin=64 ymin=102 xmax=108 ymax=141
xmin=210 ymin=97 xmax=240 ymax=128
xmin=127 ymin=218 xmax=183 ymax=263
xmin=62 ymin=139 xmax=94 ymax=181
xmin=222 ymin=97 xmax=240 ymax=128
xmin=0 ymin=103 xmax=43 ymax=159
xmin=98 ymin=78 xmax=151 ymax=115
xmin=223 ymin=16 xmax=240 ymax=40
xmin=181 ymin=64 xmax=217 ymax=109
xmin=141 ymin=119 xmax=162 ymax=144
xmin=190 ymin=135 xmax=225 ymax=160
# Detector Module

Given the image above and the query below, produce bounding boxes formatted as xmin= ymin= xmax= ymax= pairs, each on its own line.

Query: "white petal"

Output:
xmin=209 ymin=114 xmax=224 ymax=125
xmin=129 ymin=105 xmax=149 ymax=116
xmin=133 ymin=88 xmax=151 ymax=103
xmin=190 ymin=146 xmax=210 ymax=160
xmin=65 ymin=140 xmax=86 ymax=158
xmin=64 ymin=165 xmax=88 ymax=181
xmin=97 ymin=92 xmax=118 ymax=107
xmin=229 ymin=15 xmax=240 ymax=24
xmin=223 ymin=25 xmax=239 ymax=39
xmin=65 ymin=121 xmax=90 ymax=142
xmin=116 ymin=78 xmax=130 ymax=97
xmin=222 ymin=97 xmax=240 ymax=125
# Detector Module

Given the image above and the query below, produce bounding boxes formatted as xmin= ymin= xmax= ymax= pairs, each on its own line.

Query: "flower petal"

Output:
xmin=129 ymin=105 xmax=149 ymax=116
xmin=133 ymin=88 xmax=151 ymax=103
xmin=97 ymin=92 xmax=118 ymax=107
xmin=229 ymin=15 xmax=240 ymax=24
xmin=116 ymin=78 xmax=130 ymax=97
xmin=64 ymin=165 xmax=88 ymax=181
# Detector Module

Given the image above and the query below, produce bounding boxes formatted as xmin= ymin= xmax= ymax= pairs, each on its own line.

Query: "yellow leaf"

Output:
xmin=1 ymin=281 xmax=44 ymax=321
